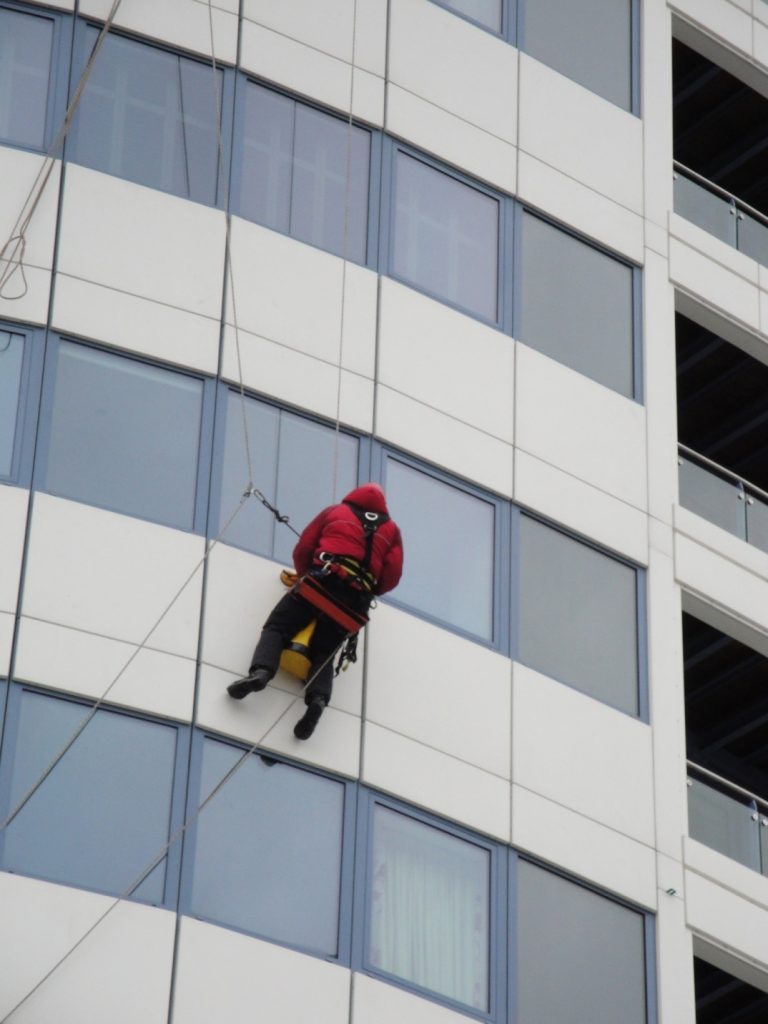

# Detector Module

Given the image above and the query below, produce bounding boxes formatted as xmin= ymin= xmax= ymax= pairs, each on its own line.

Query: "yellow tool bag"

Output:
xmin=279 ymin=619 xmax=316 ymax=681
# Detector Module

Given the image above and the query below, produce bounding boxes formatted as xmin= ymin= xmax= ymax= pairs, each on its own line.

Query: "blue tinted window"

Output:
xmin=0 ymin=8 xmax=54 ymax=149
xmin=384 ymin=457 xmax=496 ymax=641
xmin=368 ymin=803 xmax=491 ymax=1011
xmin=438 ymin=0 xmax=503 ymax=32
xmin=188 ymin=737 xmax=345 ymax=955
xmin=42 ymin=341 xmax=204 ymax=529
xmin=391 ymin=150 xmax=500 ymax=322
xmin=237 ymin=82 xmax=371 ymax=262
xmin=71 ymin=29 xmax=221 ymax=203
xmin=1 ymin=689 xmax=179 ymax=903
xmin=0 ymin=330 xmax=24 ymax=478
xmin=217 ymin=390 xmax=358 ymax=562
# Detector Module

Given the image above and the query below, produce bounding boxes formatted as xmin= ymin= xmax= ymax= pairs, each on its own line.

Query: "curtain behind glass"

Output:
xmin=369 ymin=805 xmax=490 ymax=1011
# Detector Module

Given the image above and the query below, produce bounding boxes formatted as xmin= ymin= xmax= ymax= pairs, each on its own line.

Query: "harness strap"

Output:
xmin=293 ymin=575 xmax=369 ymax=634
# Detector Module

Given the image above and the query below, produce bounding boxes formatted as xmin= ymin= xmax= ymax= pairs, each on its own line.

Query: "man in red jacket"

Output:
xmin=227 ymin=483 xmax=404 ymax=739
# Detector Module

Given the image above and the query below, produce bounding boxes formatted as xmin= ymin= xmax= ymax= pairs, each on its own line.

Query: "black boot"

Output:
xmin=227 ymin=668 xmax=272 ymax=700
xmin=293 ymin=697 xmax=325 ymax=740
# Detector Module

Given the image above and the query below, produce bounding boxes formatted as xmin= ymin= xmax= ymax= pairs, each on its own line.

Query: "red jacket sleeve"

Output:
xmin=376 ymin=525 xmax=404 ymax=595
xmin=292 ymin=506 xmax=332 ymax=576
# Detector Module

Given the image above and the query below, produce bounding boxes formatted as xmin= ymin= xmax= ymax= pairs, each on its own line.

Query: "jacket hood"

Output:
xmin=343 ymin=483 xmax=388 ymax=514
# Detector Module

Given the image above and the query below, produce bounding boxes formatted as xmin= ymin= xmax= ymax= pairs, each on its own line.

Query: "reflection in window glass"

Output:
xmin=0 ymin=331 xmax=24 ymax=477
xmin=518 ymin=516 xmax=639 ymax=715
xmin=189 ymin=738 xmax=345 ymax=955
xmin=218 ymin=391 xmax=358 ymax=563
xmin=438 ymin=0 xmax=502 ymax=32
xmin=2 ymin=690 xmax=178 ymax=903
xmin=517 ymin=861 xmax=647 ymax=1024
xmin=385 ymin=459 xmax=495 ymax=640
xmin=72 ymin=30 xmax=221 ymax=203
xmin=518 ymin=212 xmax=634 ymax=396
xmin=392 ymin=151 xmax=499 ymax=321
xmin=44 ymin=342 xmax=204 ymax=529
xmin=369 ymin=805 xmax=490 ymax=1011
xmin=521 ymin=0 xmax=632 ymax=110
xmin=239 ymin=83 xmax=370 ymax=262
xmin=0 ymin=9 xmax=53 ymax=149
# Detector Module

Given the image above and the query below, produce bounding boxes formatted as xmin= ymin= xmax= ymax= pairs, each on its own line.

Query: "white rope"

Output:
xmin=0 ymin=0 xmax=124 ymax=299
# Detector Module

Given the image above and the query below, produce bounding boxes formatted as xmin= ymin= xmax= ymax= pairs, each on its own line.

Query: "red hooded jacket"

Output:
xmin=292 ymin=484 xmax=404 ymax=595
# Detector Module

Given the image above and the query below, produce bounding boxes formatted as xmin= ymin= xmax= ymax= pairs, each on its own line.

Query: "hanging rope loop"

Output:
xmin=242 ymin=485 xmax=300 ymax=534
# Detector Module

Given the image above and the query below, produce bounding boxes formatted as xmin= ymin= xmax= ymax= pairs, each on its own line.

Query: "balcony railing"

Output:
xmin=687 ymin=761 xmax=768 ymax=876
xmin=673 ymin=161 xmax=768 ymax=266
xmin=678 ymin=444 xmax=768 ymax=555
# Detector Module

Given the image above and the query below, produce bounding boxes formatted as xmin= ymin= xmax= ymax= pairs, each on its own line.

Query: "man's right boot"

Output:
xmin=227 ymin=668 xmax=272 ymax=700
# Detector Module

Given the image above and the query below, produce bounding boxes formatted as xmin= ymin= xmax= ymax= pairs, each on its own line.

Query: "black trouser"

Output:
xmin=249 ymin=576 xmax=370 ymax=706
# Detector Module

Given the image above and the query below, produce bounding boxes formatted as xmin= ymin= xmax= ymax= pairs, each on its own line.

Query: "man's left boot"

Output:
xmin=293 ymin=697 xmax=325 ymax=740
xmin=227 ymin=668 xmax=272 ymax=700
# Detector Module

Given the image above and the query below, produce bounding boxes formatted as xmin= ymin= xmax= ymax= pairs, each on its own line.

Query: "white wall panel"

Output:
xmin=515 ymin=344 xmax=648 ymax=509
xmin=57 ymin=166 xmax=226 ymax=330
xmin=14 ymin=617 xmax=195 ymax=720
xmin=376 ymin=385 xmax=515 ymax=497
xmin=514 ymin=449 xmax=648 ymax=565
xmin=757 ymin=20 xmax=768 ymax=64
xmin=511 ymin=785 xmax=657 ymax=909
xmin=512 ymin=663 xmax=655 ymax=845
xmin=642 ymin=2 xmax=674 ymax=232
xmin=366 ymin=604 xmax=511 ymax=778
xmin=669 ymin=236 xmax=762 ymax=335
xmin=172 ymin=917 xmax=351 ymax=1024
xmin=685 ymin=837 xmax=768 ymax=912
xmin=0 ymin=611 xmax=13 ymax=677
xmin=378 ymin=278 xmax=514 ymax=442
xmin=0 ymin=485 xmax=28 ymax=615
xmin=0 ymin=873 xmax=174 ymax=1024
xmin=79 ymin=0 xmax=238 ymax=62
xmin=352 ymin=972 xmax=477 ymax=1024
xmin=0 ymin=150 xmax=59 ymax=325
xmin=685 ymin=868 xmax=768 ymax=970
xmin=21 ymin=494 xmax=204 ymax=659
xmin=656 ymin=882 xmax=697 ymax=1024
xmin=362 ymin=722 xmax=511 ymax=840
xmin=670 ymin=0 xmax=753 ymax=58
xmin=517 ymin=152 xmax=644 ymax=263
xmin=518 ymin=54 xmax=643 ymax=214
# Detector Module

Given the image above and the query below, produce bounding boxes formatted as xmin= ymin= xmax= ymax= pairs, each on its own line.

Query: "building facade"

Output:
xmin=1 ymin=0 xmax=767 ymax=1021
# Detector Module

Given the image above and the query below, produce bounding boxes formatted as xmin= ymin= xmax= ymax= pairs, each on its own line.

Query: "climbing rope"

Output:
xmin=0 ymin=0 xmax=124 ymax=299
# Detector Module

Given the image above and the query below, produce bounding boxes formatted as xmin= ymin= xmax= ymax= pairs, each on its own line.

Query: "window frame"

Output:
xmin=34 ymin=335 xmax=216 ymax=534
xmin=208 ymin=381 xmax=371 ymax=556
xmin=512 ymin=204 xmax=643 ymax=402
xmin=0 ymin=681 xmax=190 ymax=910
xmin=382 ymin=139 xmax=510 ymax=329
xmin=179 ymin=729 xmax=358 ymax=964
xmin=373 ymin=443 xmax=509 ymax=651
xmin=0 ymin=320 xmax=44 ymax=489
xmin=353 ymin=789 xmax=506 ymax=1022
xmin=231 ymin=74 xmax=381 ymax=268
xmin=511 ymin=508 xmax=648 ymax=721
xmin=0 ymin=1 xmax=71 ymax=154
xmin=66 ymin=17 xmax=235 ymax=209
xmin=428 ymin=0 xmax=514 ymax=40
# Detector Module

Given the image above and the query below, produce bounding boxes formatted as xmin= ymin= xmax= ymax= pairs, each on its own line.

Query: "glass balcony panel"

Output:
xmin=674 ymin=174 xmax=737 ymax=246
xmin=678 ymin=457 xmax=746 ymax=539
xmin=761 ymin=821 xmax=768 ymax=877
xmin=746 ymin=493 xmax=768 ymax=554
xmin=688 ymin=777 xmax=761 ymax=872
xmin=738 ymin=211 xmax=768 ymax=266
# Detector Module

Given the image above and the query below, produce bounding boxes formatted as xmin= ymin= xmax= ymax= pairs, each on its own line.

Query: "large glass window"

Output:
xmin=188 ymin=737 xmax=346 ymax=956
xmin=41 ymin=341 xmax=205 ymax=530
xmin=438 ymin=0 xmax=503 ymax=32
xmin=216 ymin=390 xmax=359 ymax=563
xmin=518 ymin=211 xmax=635 ymax=397
xmin=0 ymin=329 xmax=24 ymax=479
xmin=70 ymin=28 xmax=222 ymax=204
xmin=367 ymin=803 xmax=491 ymax=1012
xmin=0 ymin=688 xmax=181 ymax=904
xmin=384 ymin=457 xmax=496 ymax=642
xmin=391 ymin=150 xmax=500 ymax=322
xmin=517 ymin=516 xmax=640 ymax=716
xmin=520 ymin=0 xmax=633 ymax=111
xmin=237 ymin=83 xmax=371 ymax=263
xmin=0 ymin=7 xmax=54 ymax=150
xmin=517 ymin=861 xmax=647 ymax=1024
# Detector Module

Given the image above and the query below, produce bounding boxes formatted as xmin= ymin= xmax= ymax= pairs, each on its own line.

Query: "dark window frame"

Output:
xmin=66 ymin=16 xmax=235 ymax=208
xmin=34 ymin=334 xmax=216 ymax=534
xmin=0 ymin=681 xmax=190 ymax=910
xmin=0 ymin=319 xmax=45 ymax=489
xmin=231 ymin=74 xmax=381 ymax=268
